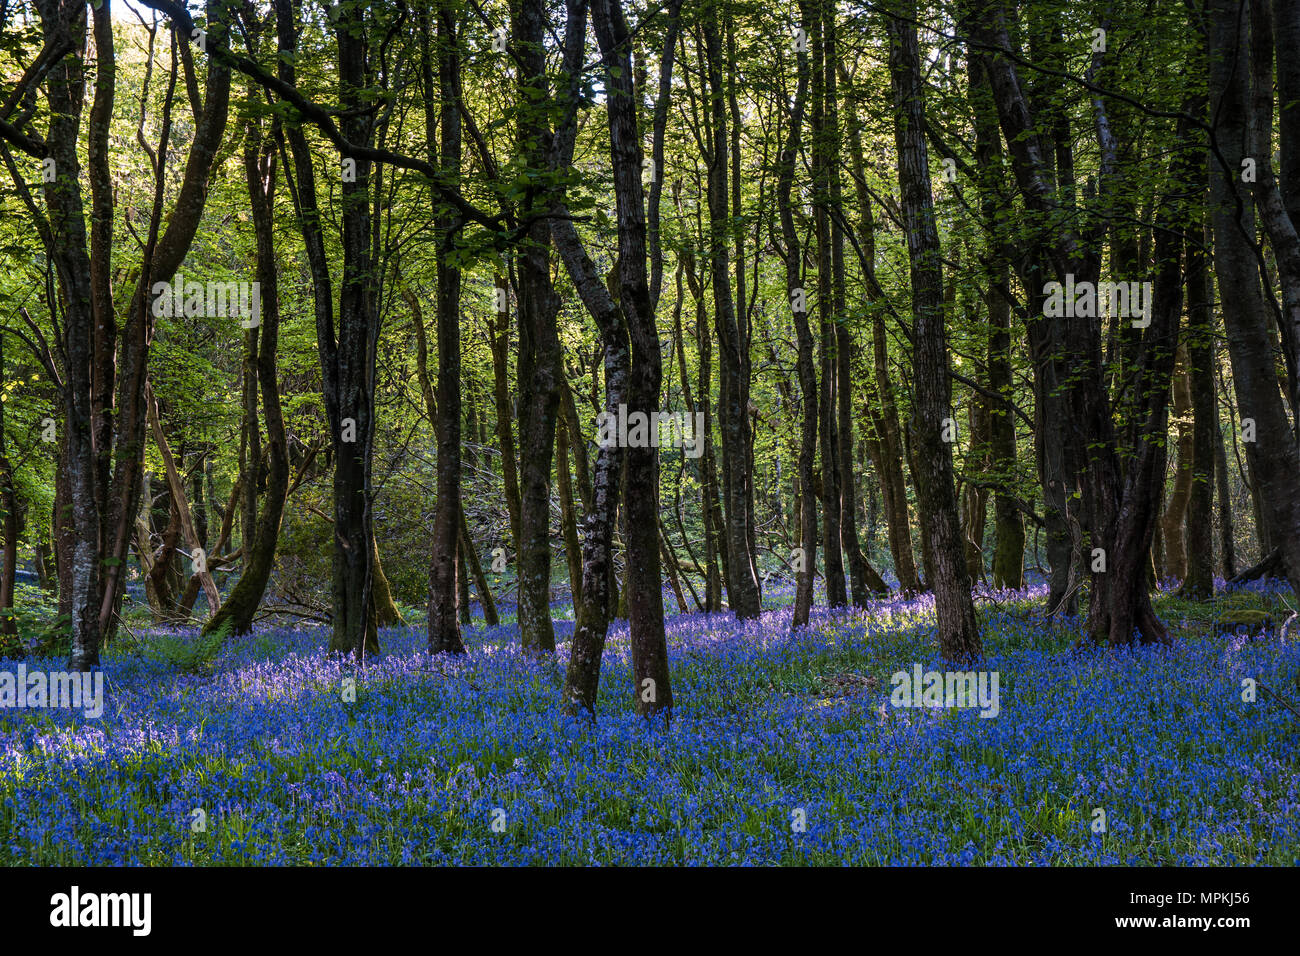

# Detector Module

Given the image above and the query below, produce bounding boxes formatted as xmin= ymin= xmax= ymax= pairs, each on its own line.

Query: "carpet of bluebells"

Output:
xmin=2 ymin=580 xmax=1298 ymax=865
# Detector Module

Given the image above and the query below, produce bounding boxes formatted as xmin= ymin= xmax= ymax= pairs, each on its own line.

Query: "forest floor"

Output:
xmin=1 ymin=581 xmax=1297 ymax=864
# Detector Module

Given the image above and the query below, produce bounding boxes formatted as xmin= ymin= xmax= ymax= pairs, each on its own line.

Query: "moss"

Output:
xmin=1212 ymin=609 xmax=1275 ymax=636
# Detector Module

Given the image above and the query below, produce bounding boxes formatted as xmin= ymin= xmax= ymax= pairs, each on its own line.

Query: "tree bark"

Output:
xmin=203 ymin=120 xmax=289 ymax=637
xmin=781 ymin=2 xmax=817 ymax=628
xmin=888 ymin=1 xmax=981 ymax=664
xmin=490 ymin=273 xmax=522 ymax=548
xmin=557 ymin=412 xmax=584 ymax=616
xmin=424 ymin=0 xmax=465 ymax=655
xmin=513 ymin=0 xmax=563 ymax=654
xmin=146 ymin=384 xmax=221 ymax=617
xmin=1161 ymin=347 xmax=1195 ymax=582
xmin=591 ymin=0 xmax=672 ymax=719
xmin=812 ymin=0 xmax=846 ymax=608
xmin=0 ymin=332 xmax=16 ymax=637
xmin=1208 ymin=0 xmax=1300 ymax=599
xmin=554 ymin=0 xmax=628 ymax=715
xmin=702 ymin=0 xmax=761 ymax=618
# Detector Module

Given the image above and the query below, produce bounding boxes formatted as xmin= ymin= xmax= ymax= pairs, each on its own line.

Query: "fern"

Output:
xmin=146 ymin=620 xmax=231 ymax=674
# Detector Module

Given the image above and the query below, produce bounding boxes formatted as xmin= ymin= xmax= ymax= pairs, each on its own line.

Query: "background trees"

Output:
xmin=2 ymin=0 xmax=1298 ymax=711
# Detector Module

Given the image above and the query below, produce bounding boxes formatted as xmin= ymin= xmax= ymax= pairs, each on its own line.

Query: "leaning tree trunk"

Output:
xmin=554 ymin=0 xmax=628 ymax=715
xmin=98 ymin=2 xmax=232 ymax=646
xmin=203 ymin=122 xmax=289 ymax=637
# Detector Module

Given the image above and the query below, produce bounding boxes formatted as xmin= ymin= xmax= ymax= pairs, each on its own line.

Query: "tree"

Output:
xmin=887 ymin=0 xmax=980 ymax=664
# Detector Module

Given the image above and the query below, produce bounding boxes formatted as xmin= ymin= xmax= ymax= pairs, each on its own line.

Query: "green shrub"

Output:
xmin=141 ymin=620 xmax=231 ymax=674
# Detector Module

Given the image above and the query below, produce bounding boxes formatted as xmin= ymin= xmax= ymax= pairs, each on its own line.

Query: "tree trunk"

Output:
xmin=1208 ymin=0 xmax=1300 ymax=598
xmin=0 ymin=332 xmax=16 ymax=638
xmin=592 ymin=0 xmax=672 ymax=719
xmin=460 ymin=507 xmax=499 ymax=626
xmin=1214 ymin=409 xmax=1237 ymax=579
xmin=969 ymin=52 xmax=1024 ymax=589
xmin=702 ymin=1 xmax=761 ymax=618
xmin=888 ymin=1 xmax=981 ymax=664
xmin=146 ymin=385 xmax=222 ymax=617
xmin=557 ymin=412 xmax=584 ymax=615
xmin=1161 ymin=350 xmax=1195 ymax=582
xmin=842 ymin=65 xmax=916 ymax=593
xmin=838 ymin=324 xmax=889 ymax=599
xmin=555 ymin=0 xmax=628 ymax=714
xmin=812 ymin=1 xmax=847 ymax=608
xmin=781 ymin=3 xmax=817 ymax=628
xmin=424 ymin=1 xmax=465 ymax=655
xmin=203 ymin=121 xmax=289 ymax=637
xmin=490 ymin=273 xmax=523 ymax=548
xmin=513 ymin=0 xmax=563 ymax=654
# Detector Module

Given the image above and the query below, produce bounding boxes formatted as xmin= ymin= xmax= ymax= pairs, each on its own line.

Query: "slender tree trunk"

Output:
xmin=98 ymin=4 xmax=232 ymax=645
xmin=842 ymin=65 xmax=916 ymax=593
xmin=812 ymin=1 xmax=846 ymax=608
xmin=781 ymin=3 xmax=817 ymax=627
xmin=371 ymin=534 xmax=403 ymax=627
xmin=702 ymin=1 xmax=761 ymax=618
xmin=0 ymin=332 xmax=16 ymax=637
xmin=554 ymin=0 xmax=628 ymax=715
xmin=1215 ymin=411 xmax=1237 ymax=579
xmin=1246 ymin=0 xmax=1300 ymax=426
xmin=557 ymin=413 xmax=584 ymax=615
xmin=1182 ymin=216 xmax=1217 ymax=598
xmin=697 ymin=291 xmax=725 ymax=610
xmin=203 ymin=121 xmax=289 ymax=637
xmin=456 ymin=534 xmax=472 ymax=625
xmin=460 ymin=507 xmax=499 ymax=626
xmin=964 ymin=1 xmax=1078 ymax=617
xmin=146 ymin=386 xmax=222 ymax=616
xmin=888 ymin=1 xmax=981 ymax=664
xmin=39 ymin=4 xmax=100 ymax=669
xmin=1161 ymin=350 xmax=1195 ymax=581
xmin=968 ymin=52 xmax=1024 ymax=589
xmin=425 ymin=1 xmax=465 ymax=655
xmin=272 ymin=0 xmax=379 ymax=659
xmin=490 ymin=274 xmax=523 ymax=548
xmin=838 ymin=324 xmax=889 ymax=599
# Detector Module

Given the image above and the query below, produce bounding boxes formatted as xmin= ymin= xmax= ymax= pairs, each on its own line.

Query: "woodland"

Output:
xmin=0 ymin=0 xmax=1297 ymax=866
